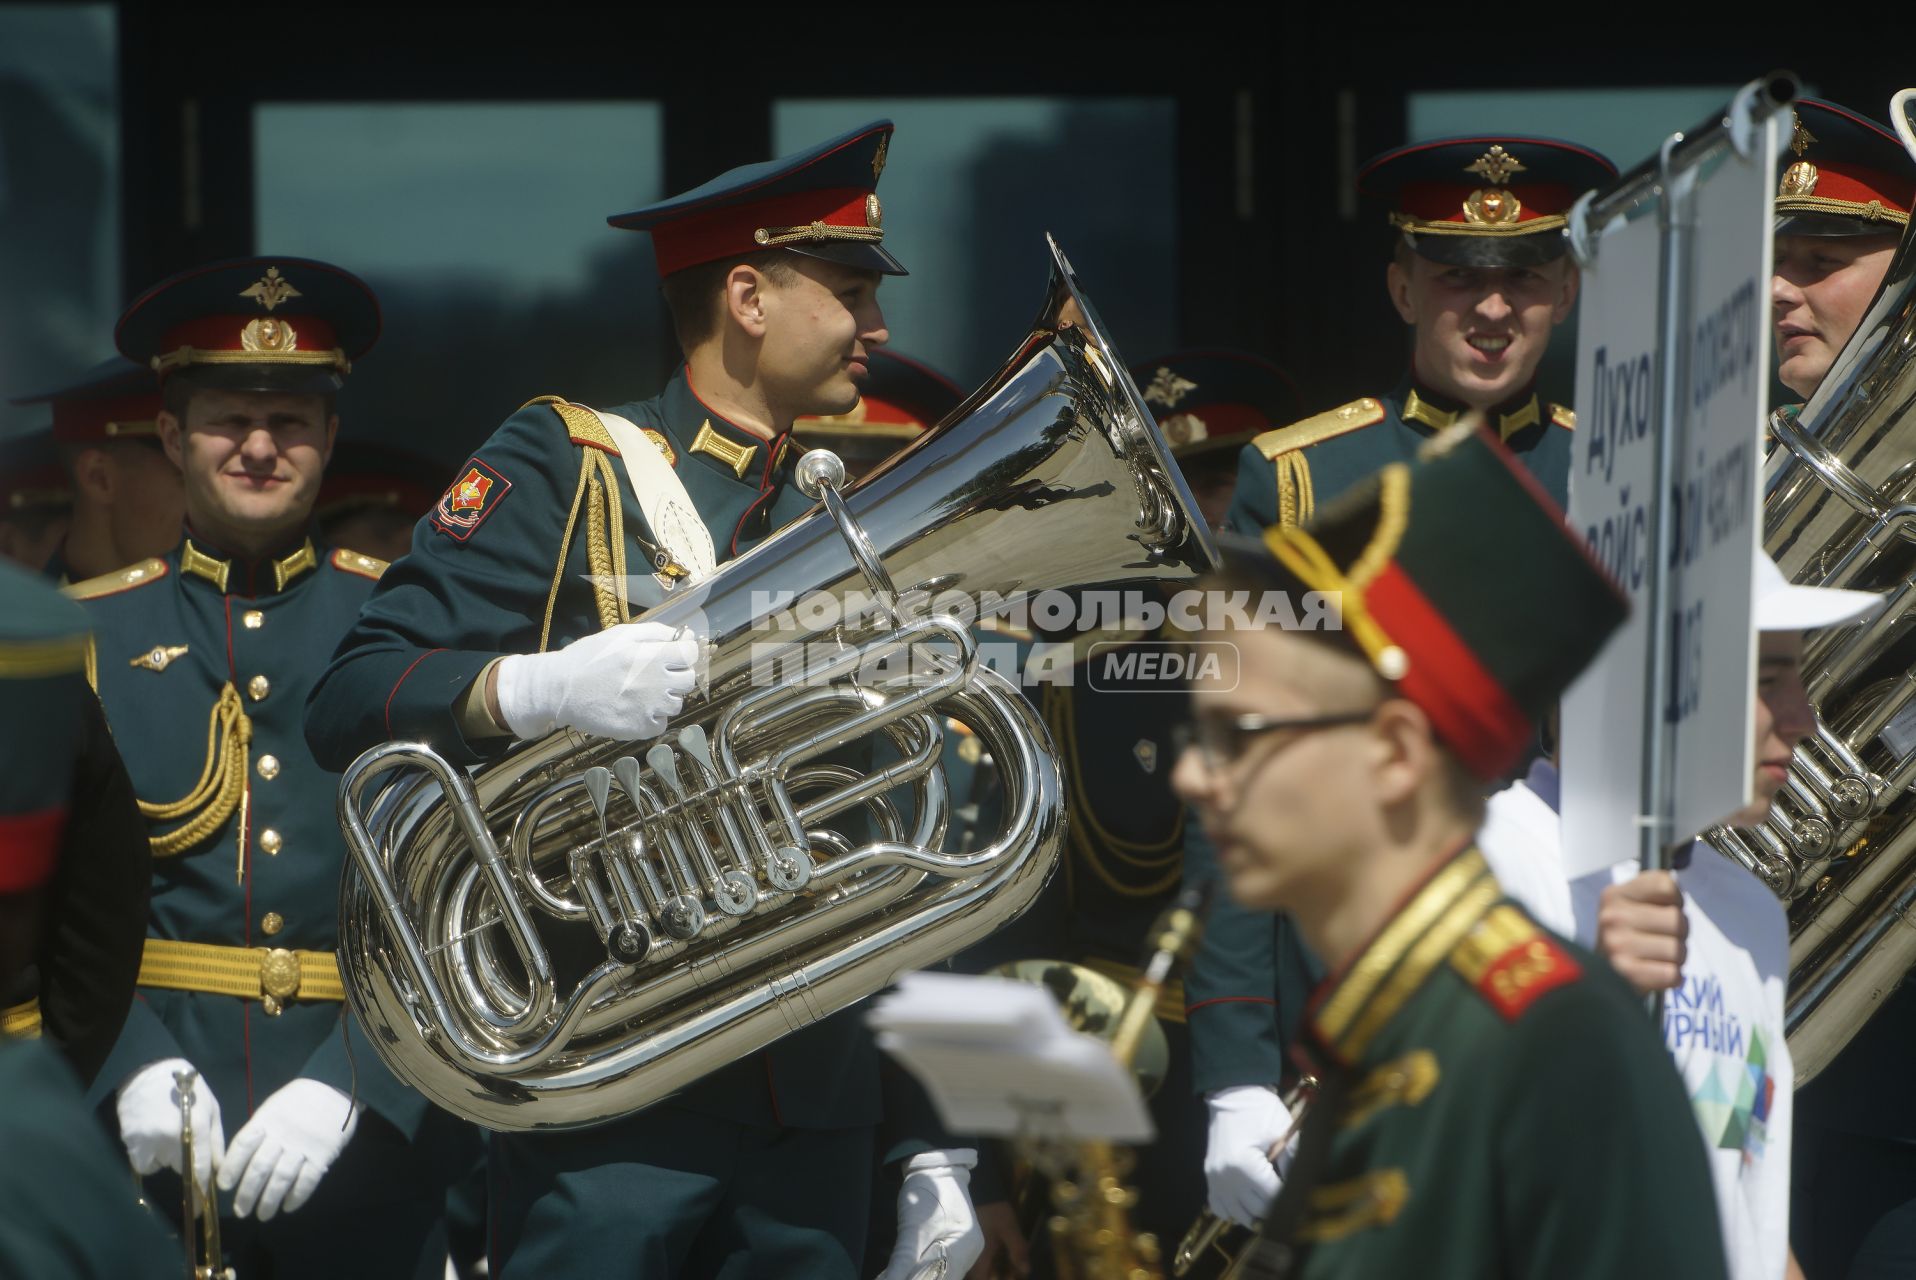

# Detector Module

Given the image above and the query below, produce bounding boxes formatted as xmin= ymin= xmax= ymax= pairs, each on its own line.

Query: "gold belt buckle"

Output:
xmin=259 ymin=948 xmax=301 ymax=1016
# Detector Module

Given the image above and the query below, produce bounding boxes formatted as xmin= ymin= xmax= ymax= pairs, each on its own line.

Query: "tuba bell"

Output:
xmin=334 ymin=236 xmax=1219 ymax=1130
xmin=1709 ymin=166 xmax=1916 ymax=1082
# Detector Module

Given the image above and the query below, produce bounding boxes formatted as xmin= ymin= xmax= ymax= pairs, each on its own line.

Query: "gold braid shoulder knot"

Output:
xmin=138 ymin=682 xmax=252 ymax=860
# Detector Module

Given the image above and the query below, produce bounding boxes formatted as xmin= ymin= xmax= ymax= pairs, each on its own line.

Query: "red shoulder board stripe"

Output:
xmin=1450 ymin=904 xmax=1581 ymax=1022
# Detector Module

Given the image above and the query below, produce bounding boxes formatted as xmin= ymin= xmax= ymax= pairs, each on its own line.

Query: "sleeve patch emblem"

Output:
xmin=432 ymin=458 xmax=512 ymax=542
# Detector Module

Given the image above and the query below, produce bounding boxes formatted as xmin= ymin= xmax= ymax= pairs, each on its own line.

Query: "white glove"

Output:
xmin=495 ymin=620 xmax=699 ymax=741
xmin=117 ymin=1057 xmax=225 ymax=1191
xmin=217 ymin=1078 xmax=361 ymax=1221
xmin=878 ymin=1148 xmax=985 ymax=1280
xmin=1204 ymin=1085 xmax=1295 ymax=1227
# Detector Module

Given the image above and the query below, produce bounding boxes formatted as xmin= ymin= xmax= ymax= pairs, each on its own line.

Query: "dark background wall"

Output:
xmin=2 ymin=5 xmax=1903 ymax=478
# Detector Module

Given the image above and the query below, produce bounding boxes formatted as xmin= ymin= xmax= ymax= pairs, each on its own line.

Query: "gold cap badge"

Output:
xmin=1144 ymin=366 xmax=1198 ymax=409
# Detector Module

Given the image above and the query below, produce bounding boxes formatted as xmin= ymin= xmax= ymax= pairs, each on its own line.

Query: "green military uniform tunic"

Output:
xmin=305 ymin=367 xmax=930 ymax=1278
xmin=1250 ymin=845 xmax=1726 ymax=1280
xmin=1188 ymin=378 xmax=1575 ymax=1099
xmin=1227 ymin=380 xmax=1575 ymax=535
xmin=71 ymin=535 xmax=454 ymax=1278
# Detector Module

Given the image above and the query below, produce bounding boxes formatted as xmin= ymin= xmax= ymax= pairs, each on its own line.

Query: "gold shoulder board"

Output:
xmin=64 ymin=557 xmax=170 ymax=601
xmin=1254 ymin=397 xmax=1386 ymax=461
xmin=1548 ymin=403 xmax=1576 ymax=431
xmin=330 ymin=548 xmax=389 ymax=580
xmin=530 ymin=397 xmax=621 ymax=456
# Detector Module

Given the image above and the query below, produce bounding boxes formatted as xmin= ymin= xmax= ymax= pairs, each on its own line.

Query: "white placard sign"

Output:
xmin=1562 ymin=117 xmax=1778 ymax=879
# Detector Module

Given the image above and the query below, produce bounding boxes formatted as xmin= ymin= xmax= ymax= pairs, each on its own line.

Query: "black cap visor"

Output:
xmin=1408 ymin=228 xmax=1568 ymax=269
xmin=168 ymin=364 xmax=345 ymax=399
xmin=786 ymin=240 xmax=908 ymax=276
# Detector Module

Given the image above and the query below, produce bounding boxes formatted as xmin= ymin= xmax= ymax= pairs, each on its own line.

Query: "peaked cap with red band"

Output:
xmin=608 ymin=120 xmax=906 ymax=279
xmin=10 ymin=356 xmax=160 ymax=445
xmin=0 ymin=559 xmax=91 ymax=894
xmin=1222 ymin=426 xmax=1628 ymax=779
xmin=1131 ymin=350 xmax=1301 ymax=460
xmin=116 ymin=256 xmax=381 ymax=396
xmin=1776 ymin=100 xmax=1915 ymax=237
xmin=1360 ymin=134 xmax=1616 ymax=269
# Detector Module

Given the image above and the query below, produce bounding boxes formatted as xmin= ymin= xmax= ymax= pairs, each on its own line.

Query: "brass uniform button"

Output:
xmin=243 ymin=610 xmax=264 ymax=630
xmin=256 ymin=754 xmax=281 ymax=780
xmin=259 ymin=828 xmax=283 ymax=855
xmin=248 ymin=675 xmax=270 ymax=701
xmin=261 ymin=912 xmax=284 ymax=936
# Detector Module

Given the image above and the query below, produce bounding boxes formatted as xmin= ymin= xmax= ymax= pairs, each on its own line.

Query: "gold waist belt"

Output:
xmin=1 ymin=997 xmax=40 ymax=1038
xmin=1080 ymin=956 xmax=1187 ymax=1026
xmin=139 ymin=938 xmax=345 ymax=1014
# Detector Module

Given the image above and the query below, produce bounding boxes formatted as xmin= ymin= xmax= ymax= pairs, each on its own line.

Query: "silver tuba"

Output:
xmin=335 ymin=236 xmax=1219 ymax=1130
xmin=1709 ymin=201 xmax=1916 ymax=1083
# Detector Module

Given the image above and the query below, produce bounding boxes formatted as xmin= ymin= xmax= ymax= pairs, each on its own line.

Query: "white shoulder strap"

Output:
xmin=589 ymin=409 xmax=717 ymax=581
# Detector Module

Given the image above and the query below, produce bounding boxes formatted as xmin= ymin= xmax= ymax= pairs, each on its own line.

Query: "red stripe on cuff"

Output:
xmin=385 ymin=648 xmax=449 ymax=739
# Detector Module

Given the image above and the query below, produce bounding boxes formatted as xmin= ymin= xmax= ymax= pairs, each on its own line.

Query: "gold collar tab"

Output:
xmin=181 ymin=538 xmax=317 ymax=594
xmin=1403 ymin=389 xmax=1540 ymax=443
xmin=690 ymin=420 xmax=758 ymax=479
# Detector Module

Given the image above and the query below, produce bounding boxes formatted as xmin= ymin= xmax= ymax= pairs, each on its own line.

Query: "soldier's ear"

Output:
xmin=724 ymin=264 xmax=771 ymax=340
xmin=156 ymin=411 xmax=185 ymax=471
xmin=1369 ymin=697 xmax=1436 ymax=807
xmin=1385 ymin=260 xmax=1416 ymax=326
xmin=71 ymin=446 xmax=114 ymax=504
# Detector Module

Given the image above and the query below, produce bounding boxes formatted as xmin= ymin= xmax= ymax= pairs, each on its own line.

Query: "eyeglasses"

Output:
xmin=1172 ymin=710 xmax=1377 ymax=770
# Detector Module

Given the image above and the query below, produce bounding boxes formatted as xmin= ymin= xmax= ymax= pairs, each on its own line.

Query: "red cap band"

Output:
xmin=1367 ymin=562 xmax=1532 ymax=779
xmin=651 ymin=188 xmax=878 ymax=277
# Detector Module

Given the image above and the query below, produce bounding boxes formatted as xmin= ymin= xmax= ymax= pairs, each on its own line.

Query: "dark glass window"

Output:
xmin=0 ymin=4 xmax=120 ymax=431
xmin=775 ymin=99 xmax=1179 ymax=393
xmin=255 ymin=102 xmax=666 ymax=471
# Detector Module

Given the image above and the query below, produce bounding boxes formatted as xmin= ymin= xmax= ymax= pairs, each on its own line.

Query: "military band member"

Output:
xmin=1183 ymin=133 xmax=1616 ymax=1230
xmin=1171 ymin=427 xmax=1725 ymax=1279
xmin=12 ymin=355 xmax=183 ymax=582
xmin=72 ymin=257 xmax=453 ymax=1277
xmin=1771 ymin=99 xmax=1913 ymax=403
xmin=0 ymin=425 xmax=73 ymax=571
xmin=1760 ymin=99 xmax=1916 ymax=1280
xmin=0 ymin=559 xmax=176 ymax=1279
xmin=305 ymin=122 xmax=981 ymax=1280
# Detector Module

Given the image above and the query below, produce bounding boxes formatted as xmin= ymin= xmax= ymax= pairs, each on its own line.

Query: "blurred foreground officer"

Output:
xmin=1182 ymin=134 xmax=1614 ymax=1232
xmin=1232 ymin=134 xmax=1613 ymax=529
xmin=315 ymin=440 xmax=446 ymax=563
xmin=12 ymin=355 xmax=183 ymax=582
xmin=0 ymin=558 xmax=175 ymax=1279
xmin=306 ymin=122 xmax=979 ymax=1280
xmin=1171 ymin=427 xmax=1724 ymax=1279
xmin=73 ymin=257 xmax=453 ymax=1278
xmin=0 ymin=425 xmax=73 ymax=570
xmin=794 ymin=346 xmax=963 ymax=480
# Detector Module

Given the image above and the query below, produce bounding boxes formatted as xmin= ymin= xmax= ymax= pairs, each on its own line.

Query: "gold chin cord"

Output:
xmin=174 ymin=1067 xmax=234 ymax=1280
xmin=1040 ymin=887 xmax=1211 ymax=1280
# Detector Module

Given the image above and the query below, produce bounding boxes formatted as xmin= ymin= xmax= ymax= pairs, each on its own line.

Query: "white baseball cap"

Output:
xmin=1754 ymin=548 xmax=1884 ymax=632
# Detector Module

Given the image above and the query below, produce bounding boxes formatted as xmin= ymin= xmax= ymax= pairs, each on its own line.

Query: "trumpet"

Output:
xmin=1171 ymin=1079 xmax=1317 ymax=1279
xmin=175 ymin=1068 xmax=234 ymax=1280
